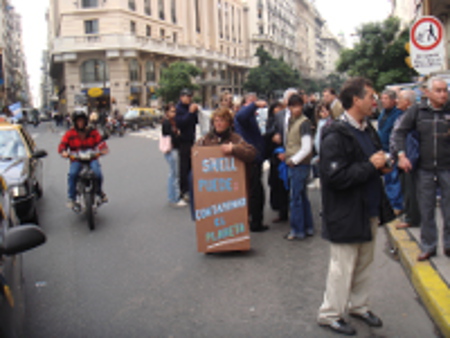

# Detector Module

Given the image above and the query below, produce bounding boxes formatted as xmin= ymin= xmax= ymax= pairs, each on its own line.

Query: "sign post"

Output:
xmin=410 ymin=16 xmax=446 ymax=75
xmin=192 ymin=146 xmax=250 ymax=253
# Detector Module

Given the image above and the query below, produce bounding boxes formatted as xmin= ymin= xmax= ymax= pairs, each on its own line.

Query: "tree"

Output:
xmin=336 ymin=17 xmax=416 ymax=91
xmin=243 ymin=47 xmax=302 ymax=99
xmin=157 ymin=61 xmax=201 ymax=103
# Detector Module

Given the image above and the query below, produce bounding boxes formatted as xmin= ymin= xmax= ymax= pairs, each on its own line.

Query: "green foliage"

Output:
xmin=336 ymin=17 xmax=416 ymax=91
xmin=244 ymin=46 xmax=302 ymax=98
xmin=157 ymin=62 xmax=201 ymax=103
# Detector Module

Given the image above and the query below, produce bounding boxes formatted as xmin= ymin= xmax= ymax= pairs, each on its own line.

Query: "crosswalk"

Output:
xmin=128 ymin=126 xmax=161 ymax=141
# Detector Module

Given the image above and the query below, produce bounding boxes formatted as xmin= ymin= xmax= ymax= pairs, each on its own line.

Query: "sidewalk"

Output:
xmin=386 ymin=207 xmax=450 ymax=337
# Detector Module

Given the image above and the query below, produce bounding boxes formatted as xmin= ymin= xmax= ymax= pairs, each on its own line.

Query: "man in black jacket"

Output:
xmin=395 ymin=76 xmax=450 ymax=261
xmin=175 ymin=89 xmax=199 ymax=200
xmin=317 ymin=77 xmax=388 ymax=336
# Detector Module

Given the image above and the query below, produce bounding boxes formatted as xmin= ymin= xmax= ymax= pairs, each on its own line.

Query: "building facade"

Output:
xmin=49 ymin=0 xmax=251 ymax=115
xmin=0 ymin=0 xmax=30 ymax=108
xmin=246 ymin=0 xmax=302 ymax=70
xmin=322 ymin=26 xmax=343 ymax=76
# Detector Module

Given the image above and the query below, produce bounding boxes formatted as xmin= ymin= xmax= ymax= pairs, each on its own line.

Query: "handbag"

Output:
xmin=159 ymin=135 xmax=172 ymax=153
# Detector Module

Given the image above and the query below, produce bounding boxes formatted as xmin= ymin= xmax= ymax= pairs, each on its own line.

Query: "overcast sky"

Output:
xmin=12 ymin=0 xmax=392 ymax=107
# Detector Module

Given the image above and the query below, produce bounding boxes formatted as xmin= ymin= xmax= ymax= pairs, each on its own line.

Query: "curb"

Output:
xmin=385 ymin=221 xmax=450 ymax=338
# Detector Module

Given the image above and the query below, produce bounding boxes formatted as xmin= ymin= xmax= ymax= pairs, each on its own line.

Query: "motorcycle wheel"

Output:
xmin=85 ymin=192 xmax=95 ymax=230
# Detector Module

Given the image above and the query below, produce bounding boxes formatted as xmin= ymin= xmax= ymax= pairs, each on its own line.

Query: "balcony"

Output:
xmin=51 ymin=34 xmax=251 ymax=68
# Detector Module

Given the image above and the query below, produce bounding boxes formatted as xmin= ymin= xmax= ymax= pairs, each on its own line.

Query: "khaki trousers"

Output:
xmin=317 ymin=218 xmax=379 ymax=323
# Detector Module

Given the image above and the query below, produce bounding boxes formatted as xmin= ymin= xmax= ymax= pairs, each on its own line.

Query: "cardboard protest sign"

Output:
xmin=192 ymin=146 xmax=250 ymax=253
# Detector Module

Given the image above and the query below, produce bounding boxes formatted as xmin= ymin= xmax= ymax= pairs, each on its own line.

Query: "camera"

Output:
xmin=384 ymin=153 xmax=394 ymax=169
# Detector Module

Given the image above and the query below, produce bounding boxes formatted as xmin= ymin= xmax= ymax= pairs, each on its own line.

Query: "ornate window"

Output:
xmin=160 ymin=62 xmax=168 ymax=79
xmin=129 ymin=59 xmax=141 ymax=81
xmin=146 ymin=61 xmax=156 ymax=82
xmin=159 ymin=0 xmax=165 ymax=20
xmin=218 ymin=1 xmax=223 ymax=39
xmin=128 ymin=0 xmax=136 ymax=11
xmin=195 ymin=0 xmax=201 ymax=33
xmin=144 ymin=0 xmax=151 ymax=15
xmin=82 ymin=0 xmax=98 ymax=8
xmin=171 ymin=0 xmax=177 ymax=23
xmin=80 ymin=59 xmax=109 ymax=83
xmin=84 ymin=19 xmax=99 ymax=34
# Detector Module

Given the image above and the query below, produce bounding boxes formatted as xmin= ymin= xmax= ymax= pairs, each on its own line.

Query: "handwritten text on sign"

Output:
xmin=192 ymin=147 xmax=250 ymax=253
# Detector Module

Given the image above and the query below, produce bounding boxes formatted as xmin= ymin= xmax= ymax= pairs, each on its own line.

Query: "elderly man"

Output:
xmin=322 ymin=88 xmax=344 ymax=119
xmin=378 ymin=89 xmax=404 ymax=214
xmin=395 ymin=77 xmax=450 ymax=260
xmin=390 ymin=90 xmax=420 ymax=229
xmin=317 ymin=77 xmax=390 ymax=335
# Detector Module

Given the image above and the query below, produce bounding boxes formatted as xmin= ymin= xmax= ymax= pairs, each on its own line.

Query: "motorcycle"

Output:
xmin=70 ymin=150 xmax=104 ymax=230
xmin=105 ymin=116 xmax=125 ymax=137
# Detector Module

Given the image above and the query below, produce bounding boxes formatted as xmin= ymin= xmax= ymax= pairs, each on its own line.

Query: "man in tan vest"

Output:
xmin=323 ymin=88 xmax=344 ymax=119
xmin=281 ymin=94 xmax=314 ymax=240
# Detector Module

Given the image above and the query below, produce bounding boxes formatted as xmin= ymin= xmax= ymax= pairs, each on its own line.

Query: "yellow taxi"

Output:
xmin=0 ymin=120 xmax=47 ymax=223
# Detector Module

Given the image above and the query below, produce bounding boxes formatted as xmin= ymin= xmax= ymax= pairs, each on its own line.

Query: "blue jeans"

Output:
xmin=289 ymin=165 xmax=314 ymax=237
xmin=68 ymin=160 xmax=103 ymax=200
xmin=164 ymin=150 xmax=180 ymax=203
xmin=384 ymin=165 xmax=403 ymax=210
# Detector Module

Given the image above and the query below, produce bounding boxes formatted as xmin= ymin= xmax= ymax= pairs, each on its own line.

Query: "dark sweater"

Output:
xmin=234 ymin=102 xmax=265 ymax=163
xmin=348 ymin=126 xmax=382 ymax=217
xmin=162 ymin=119 xmax=180 ymax=149
xmin=175 ymin=101 xmax=198 ymax=144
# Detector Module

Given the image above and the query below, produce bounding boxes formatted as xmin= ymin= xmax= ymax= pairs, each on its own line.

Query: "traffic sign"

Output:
xmin=410 ymin=16 xmax=446 ymax=74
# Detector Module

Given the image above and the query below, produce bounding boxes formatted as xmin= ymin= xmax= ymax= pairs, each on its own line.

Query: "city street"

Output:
xmin=22 ymin=123 xmax=438 ymax=338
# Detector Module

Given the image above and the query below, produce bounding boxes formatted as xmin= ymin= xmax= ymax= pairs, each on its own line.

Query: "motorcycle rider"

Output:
xmin=58 ymin=110 xmax=109 ymax=209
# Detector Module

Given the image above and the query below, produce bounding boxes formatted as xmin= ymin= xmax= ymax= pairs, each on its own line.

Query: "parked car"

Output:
xmin=0 ymin=174 xmax=46 ymax=338
xmin=124 ymin=108 xmax=157 ymax=130
xmin=0 ymin=120 xmax=47 ymax=224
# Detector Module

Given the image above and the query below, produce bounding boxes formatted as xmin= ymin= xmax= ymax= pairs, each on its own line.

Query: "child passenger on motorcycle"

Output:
xmin=58 ymin=110 xmax=109 ymax=209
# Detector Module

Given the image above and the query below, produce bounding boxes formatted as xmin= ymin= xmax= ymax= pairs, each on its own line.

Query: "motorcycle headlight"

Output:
xmin=12 ymin=185 xmax=27 ymax=198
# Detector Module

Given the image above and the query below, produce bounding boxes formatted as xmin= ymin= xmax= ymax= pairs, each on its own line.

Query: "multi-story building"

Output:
xmin=391 ymin=0 xmax=450 ymax=71
xmin=0 ymin=1 xmax=30 ymax=108
xmin=322 ymin=26 xmax=343 ymax=76
xmin=246 ymin=0 xmax=302 ymax=71
xmin=48 ymin=0 xmax=250 ymax=115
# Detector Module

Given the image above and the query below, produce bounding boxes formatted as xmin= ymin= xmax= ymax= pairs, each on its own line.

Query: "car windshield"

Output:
xmin=125 ymin=110 xmax=139 ymax=118
xmin=0 ymin=129 xmax=26 ymax=159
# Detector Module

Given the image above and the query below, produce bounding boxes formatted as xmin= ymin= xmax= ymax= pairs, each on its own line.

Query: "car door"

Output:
xmin=19 ymin=128 xmax=42 ymax=197
xmin=0 ymin=181 xmax=25 ymax=338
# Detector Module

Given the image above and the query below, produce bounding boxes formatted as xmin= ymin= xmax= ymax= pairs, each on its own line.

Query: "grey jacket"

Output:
xmin=393 ymin=101 xmax=450 ymax=170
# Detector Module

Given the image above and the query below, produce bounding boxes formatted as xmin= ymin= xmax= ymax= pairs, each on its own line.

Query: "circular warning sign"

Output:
xmin=411 ymin=16 xmax=443 ymax=51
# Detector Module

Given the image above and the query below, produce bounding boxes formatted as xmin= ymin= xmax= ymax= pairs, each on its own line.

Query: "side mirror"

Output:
xmin=0 ymin=225 xmax=46 ymax=256
xmin=32 ymin=149 xmax=48 ymax=159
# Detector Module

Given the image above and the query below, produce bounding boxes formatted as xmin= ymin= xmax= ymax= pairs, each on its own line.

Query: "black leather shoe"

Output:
xmin=319 ymin=318 xmax=356 ymax=336
xmin=350 ymin=311 xmax=383 ymax=327
xmin=251 ymin=225 xmax=269 ymax=232
xmin=417 ymin=250 xmax=437 ymax=261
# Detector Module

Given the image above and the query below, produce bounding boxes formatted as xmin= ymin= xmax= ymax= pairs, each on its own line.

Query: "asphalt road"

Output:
xmin=22 ymin=123 xmax=438 ymax=337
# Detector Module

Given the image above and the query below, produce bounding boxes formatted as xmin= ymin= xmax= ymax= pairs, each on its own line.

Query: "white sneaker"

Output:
xmin=170 ymin=200 xmax=188 ymax=208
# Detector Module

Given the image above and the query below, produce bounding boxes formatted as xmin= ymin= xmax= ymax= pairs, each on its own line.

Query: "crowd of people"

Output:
xmin=159 ymin=76 xmax=450 ymax=336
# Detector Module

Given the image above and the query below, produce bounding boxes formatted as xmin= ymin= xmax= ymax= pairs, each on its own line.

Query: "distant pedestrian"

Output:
xmin=322 ymin=88 xmax=344 ymax=119
xmin=311 ymin=101 xmax=333 ymax=184
xmin=234 ymin=93 xmax=268 ymax=232
xmin=161 ymin=103 xmax=187 ymax=208
xmin=265 ymin=101 xmax=288 ymax=223
xmin=395 ymin=76 xmax=450 ymax=261
xmin=390 ymin=90 xmax=420 ymax=229
xmin=267 ymin=88 xmax=299 ymax=224
xmin=282 ymin=94 xmax=314 ymax=240
xmin=378 ymin=89 xmax=404 ymax=214
xmin=175 ymin=88 xmax=199 ymax=201
xmin=318 ymin=77 xmax=391 ymax=336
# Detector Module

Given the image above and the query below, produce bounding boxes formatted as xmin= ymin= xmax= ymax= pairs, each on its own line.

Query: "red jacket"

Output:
xmin=58 ymin=128 xmax=108 ymax=158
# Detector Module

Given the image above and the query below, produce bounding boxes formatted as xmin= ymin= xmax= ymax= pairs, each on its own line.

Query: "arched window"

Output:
xmin=80 ymin=59 xmax=109 ymax=83
xmin=146 ymin=61 xmax=156 ymax=82
xmin=129 ymin=59 xmax=141 ymax=81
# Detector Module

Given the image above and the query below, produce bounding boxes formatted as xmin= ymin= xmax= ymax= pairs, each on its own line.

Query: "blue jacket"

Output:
xmin=234 ymin=102 xmax=265 ymax=163
xmin=175 ymin=101 xmax=198 ymax=144
xmin=378 ymin=106 xmax=403 ymax=152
